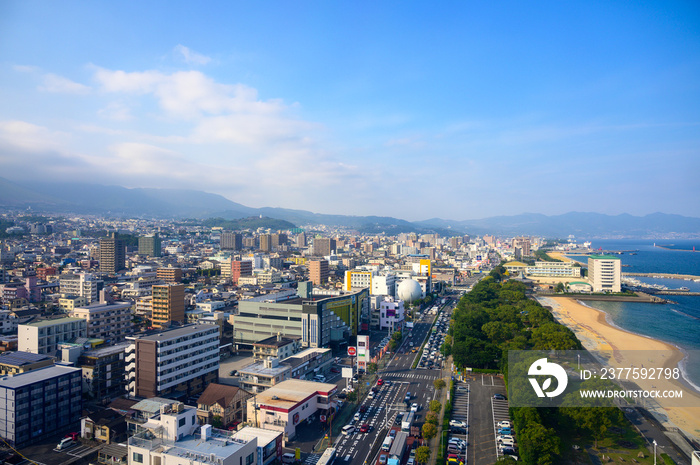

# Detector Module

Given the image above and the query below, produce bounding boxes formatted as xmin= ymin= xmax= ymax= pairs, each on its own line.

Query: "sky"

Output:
xmin=1 ymin=1 xmax=699 ymax=221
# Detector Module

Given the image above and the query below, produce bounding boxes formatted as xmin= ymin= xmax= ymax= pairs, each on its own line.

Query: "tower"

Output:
xmin=99 ymin=232 xmax=125 ymax=273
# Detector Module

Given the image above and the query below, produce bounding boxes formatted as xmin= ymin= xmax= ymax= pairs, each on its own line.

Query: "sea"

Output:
xmin=566 ymin=239 xmax=700 ymax=394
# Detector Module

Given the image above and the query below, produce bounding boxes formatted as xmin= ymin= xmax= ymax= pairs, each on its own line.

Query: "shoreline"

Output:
xmin=539 ymin=296 xmax=700 ymax=441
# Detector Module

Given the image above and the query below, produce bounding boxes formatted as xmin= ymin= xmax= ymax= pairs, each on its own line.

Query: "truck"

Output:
xmin=388 ymin=431 xmax=408 ymax=461
xmin=381 ymin=436 xmax=394 ymax=452
xmin=401 ymin=411 xmax=415 ymax=432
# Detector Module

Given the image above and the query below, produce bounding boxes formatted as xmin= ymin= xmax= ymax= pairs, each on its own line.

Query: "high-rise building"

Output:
xmin=587 ymin=255 xmax=621 ymax=293
xmin=99 ymin=232 xmax=125 ymax=273
xmin=295 ymin=232 xmax=306 ymax=248
xmin=151 ymin=283 xmax=185 ymax=327
xmin=309 ymin=259 xmax=329 ymax=285
xmin=313 ymin=237 xmax=335 ymax=256
xmin=138 ymin=234 xmax=162 ymax=257
xmin=231 ymin=260 xmax=253 ymax=285
xmin=271 ymin=233 xmax=287 ymax=249
xmin=59 ymin=272 xmax=100 ymax=304
xmin=220 ymin=232 xmax=243 ymax=251
xmin=125 ymin=324 xmax=219 ymax=398
xmin=512 ymin=237 xmax=531 ymax=257
xmin=259 ymin=234 xmax=271 ymax=252
xmin=157 ymin=267 xmax=183 ymax=283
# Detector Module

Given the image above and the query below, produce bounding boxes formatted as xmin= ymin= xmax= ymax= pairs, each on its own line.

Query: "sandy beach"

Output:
xmin=542 ymin=296 xmax=700 ymax=441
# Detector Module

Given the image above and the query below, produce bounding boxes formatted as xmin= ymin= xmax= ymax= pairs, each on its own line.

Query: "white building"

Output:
xmin=378 ymin=297 xmax=405 ymax=333
xmin=587 ymin=255 xmax=622 ymax=293
xmin=18 ymin=317 xmax=88 ymax=355
xmin=70 ymin=300 xmax=133 ymax=342
xmin=59 ymin=273 xmax=100 ymax=304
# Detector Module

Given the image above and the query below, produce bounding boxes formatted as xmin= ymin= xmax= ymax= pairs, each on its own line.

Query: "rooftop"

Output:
xmin=0 ymin=365 xmax=80 ymax=388
xmin=164 ymin=428 xmax=251 ymax=461
xmin=254 ymin=335 xmax=301 ymax=348
xmin=254 ymin=379 xmax=337 ymax=410
xmin=136 ymin=324 xmax=218 ymax=342
xmin=81 ymin=342 xmax=131 ymax=358
xmin=588 ymin=254 xmax=621 ymax=260
xmin=24 ymin=317 xmax=84 ymax=328
xmin=0 ymin=351 xmax=54 ymax=367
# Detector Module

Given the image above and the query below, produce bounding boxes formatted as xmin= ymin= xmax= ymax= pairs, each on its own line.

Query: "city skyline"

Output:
xmin=1 ymin=1 xmax=699 ymax=221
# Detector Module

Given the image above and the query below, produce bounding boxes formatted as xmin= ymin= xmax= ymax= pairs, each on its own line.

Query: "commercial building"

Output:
xmin=18 ymin=317 xmax=87 ymax=355
xmin=246 ymin=379 xmax=337 ymax=440
xmin=70 ymin=300 xmax=133 ymax=342
xmin=588 ymin=255 xmax=622 ymax=293
xmin=100 ymin=232 xmax=126 ymax=274
xmin=231 ymin=260 xmax=253 ymax=285
xmin=0 ymin=365 xmax=82 ymax=447
xmin=378 ymin=297 xmax=405 ymax=333
xmin=344 ymin=270 xmax=373 ymax=291
xmin=309 ymin=259 xmax=329 ymax=285
xmin=151 ymin=283 xmax=185 ymax=327
xmin=125 ymin=325 xmax=219 ymax=398
xmin=138 ymin=234 xmax=162 ymax=257
xmin=239 ymin=348 xmax=333 ymax=393
xmin=234 ymin=288 xmax=368 ymax=348
xmin=504 ymin=261 xmax=582 ymax=278
xmin=260 ymin=234 xmax=271 ymax=252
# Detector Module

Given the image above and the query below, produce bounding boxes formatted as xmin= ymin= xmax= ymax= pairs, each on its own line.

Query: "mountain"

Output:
xmin=1 ymin=179 xmax=698 ymax=238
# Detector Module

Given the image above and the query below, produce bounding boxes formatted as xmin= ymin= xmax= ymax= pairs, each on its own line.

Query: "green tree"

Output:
xmin=433 ymin=379 xmax=446 ymax=390
xmin=212 ymin=415 xmax=223 ymax=428
xmin=517 ymin=421 xmax=560 ymax=465
xmin=429 ymin=400 xmax=442 ymax=413
xmin=555 ymin=282 xmax=565 ymax=293
xmin=415 ymin=446 xmax=431 ymax=464
xmin=367 ymin=363 xmax=378 ymax=374
xmin=425 ymin=411 xmax=438 ymax=425
xmin=421 ymin=422 xmax=437 ymax=440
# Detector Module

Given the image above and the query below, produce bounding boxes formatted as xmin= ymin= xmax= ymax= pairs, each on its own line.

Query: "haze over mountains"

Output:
xmin=1 ymin=178 xmax=698 ymax=238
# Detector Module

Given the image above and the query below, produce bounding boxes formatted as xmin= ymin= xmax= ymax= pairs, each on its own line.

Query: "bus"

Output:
xmin=317 ymin=448 xmax=336 ymax=465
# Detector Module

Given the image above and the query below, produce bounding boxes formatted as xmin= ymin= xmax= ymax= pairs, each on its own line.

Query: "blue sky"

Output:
xmin=1 ymin=1 xmax=699 ymax=221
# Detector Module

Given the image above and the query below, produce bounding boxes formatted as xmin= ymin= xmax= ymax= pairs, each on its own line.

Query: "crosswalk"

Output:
xmin=387 ymin=373 xmax=437 ymax=380
xmin=304 ymin=453 xmax=320 ymax=465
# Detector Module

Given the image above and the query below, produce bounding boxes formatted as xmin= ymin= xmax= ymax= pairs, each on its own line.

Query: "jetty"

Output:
xmin=623 ymin=272 xmax=700 ymax=281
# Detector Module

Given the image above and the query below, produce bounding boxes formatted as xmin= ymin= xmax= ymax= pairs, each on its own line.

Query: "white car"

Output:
xmin=354 ymin=413 xmax=361 ymax=421
xmin=411 ymin=403 xmax=419 ymax=412
xmin=496 ymin=435 xmax=515 ymax=443
xmin=448 ymin=439 xmax=467 ymax=448
xmin=449 ymin=420 xmax=467 ymax=428
xmin=497 ymin=420 xmax=512 ymax=428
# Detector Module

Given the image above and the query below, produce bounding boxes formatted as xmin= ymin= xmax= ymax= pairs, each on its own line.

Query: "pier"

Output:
xmin=623 ymin=272 xmax=700 ymax=281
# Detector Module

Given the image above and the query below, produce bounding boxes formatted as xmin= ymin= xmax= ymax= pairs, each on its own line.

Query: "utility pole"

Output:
xmin=384 ymin=403 xmax=407 ymax=431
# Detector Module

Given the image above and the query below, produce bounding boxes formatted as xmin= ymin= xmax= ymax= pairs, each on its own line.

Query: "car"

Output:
xmin=389 ymin=429 xmax=397 ymax=438
xmin=493 ymin=393 xmax=507 ymax=400
xmin=496 ymin=435 xmax=515 ymax=443
xmin=411 ymin=403 xmax=419 ymax=412
xmin=354 ymin=412 xmax=361 ymax=421
xmin=496 ymin=420 xmax=511 ymax=428
xmin=56 ymin=437 xmax=74 ymax=450
xmin=497 ymin=428 xmax=513 ymax=436
xmin=449 ymin=438 xmax=466 ymax=446
xmin=449 ymin=420 xmax=467 ymax=428
xmin=446 ymin=459 xmax=463 ymax=465
xmin=229 ymin=370 xmax=238 ymax=376
xmin=360 ymin=424 xmax=371 ymax=433
xmin=336 ymin=400 xmax=344 ymax=408
xmin=360 ymin=405 xmax=367 ymax=413
xmin=379 ymin=455 xmax=388 ymax=465
xmin=352 ymin=376 xmax=358 ymax=383
xmin=368 ymin=391 xmax=375 ymax=399
xmin=450 ymin=426 xmax=467 ymax=434
xmin=396 ymin=412 xmax=404 ymax=420
xmin=330 ymin=367 xmax=340 ymax=373
xmin=385 ymin=380 xmax=391 ymax=386
xmin=371 ymin=386 xmax=379 ymax=393
xmin=377 ymin=378 xmax=384 ymax=386
xmin=338 ymin=392 xmax=347 ymax=399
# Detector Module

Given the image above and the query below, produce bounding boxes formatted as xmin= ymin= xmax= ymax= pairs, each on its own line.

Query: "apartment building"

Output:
xmin=156 ymin=267 xmax=183 ymax=283
xmin=151 ymin=283 xmax=185 ymax=327
xmin=138 ymin=234 xmax=162 ymax=257
xmin=100 ymin=232 xmax=126 ymax=274
xmin=125 ymin=325 xmax=220 ymax=398
xmin=231 ymin=260 xmax=253 ymax=285
xmin=18 ymin=317 xmax=87 ymax=355
xmin=70 ymin=300 xmax=133 ymax=342
xmin=79 ymin=342 xmax=129 ymax=403
xmin=0 ymin=365 xmax=82 ymax=447
xmin=253 ymin=335 xmax=301 ymax=361
xmin=59 ymin=273 xmax=100 ymax=304
xmin=309 ymin=259 xmax=328 ymax=285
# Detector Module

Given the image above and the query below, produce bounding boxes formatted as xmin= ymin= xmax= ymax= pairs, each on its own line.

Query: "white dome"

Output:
xmin=397 ymin=279 xmax=422 ymax=302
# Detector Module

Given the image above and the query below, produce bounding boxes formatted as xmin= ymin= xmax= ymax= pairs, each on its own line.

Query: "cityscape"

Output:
xmin=2 ymin=2 xmax=700 ymax=465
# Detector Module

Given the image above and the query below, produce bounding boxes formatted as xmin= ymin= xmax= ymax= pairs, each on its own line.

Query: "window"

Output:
xmin=246 ymin=453 xmax=254 ymax=465
xmin=179 ymin=417 xmax=186 ymax=427
xmin=133 ymin=453 xmax=143 ymax=463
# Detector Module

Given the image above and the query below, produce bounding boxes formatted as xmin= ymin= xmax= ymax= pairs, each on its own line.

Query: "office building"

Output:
xmin=151 ymin=283 xmax=185 ymax=327
xmin=125 ymin=325 xmax=219 ymax=398
xmin=344 ymin=270 xmax=373 ymax=291
xmin=309 ymin=259 xmax=329 ymax=285
xmin=18 ymin=317 xmax=87 ymax=355
xmin=220 ymin=232 xmax=243 ymax=251
xmin=138 ymin=234 xmax=162 ymax=257
xmin=100 ymin=232 xmax=126 ymax=274
xmin=0 ymin=365 xmax=82 ymax=447
xmin=588 ymin=255 xmax=621 ymax=293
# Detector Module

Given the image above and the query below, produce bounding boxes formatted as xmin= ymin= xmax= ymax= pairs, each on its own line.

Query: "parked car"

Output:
xmin=330 ymin=367 xmax=340 ymax=373
xmin=496 ymin=420 xmax=511 ymax=428
xmin=493 ymin=393 xmax=506 ymax=400
xmin=449 ymin=420 xmax=467 ymax=428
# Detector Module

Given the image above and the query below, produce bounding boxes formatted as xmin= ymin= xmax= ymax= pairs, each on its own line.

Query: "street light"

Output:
xmin=653 ymin=440 xmax=657 ymax=465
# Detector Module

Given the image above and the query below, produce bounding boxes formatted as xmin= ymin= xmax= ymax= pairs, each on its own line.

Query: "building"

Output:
xmin=100 ymin=232 xmax=126 ymax=274
xmin=0 ymin=311 xmax=18 ymax=335
xmin=231 ymin=260 xmax=253 ymax=285
xmin=234 ymin=288 xmax=368 ymax=348
xmin=220 ymin=232 xmax=243 ymax=251
xmin=313 ymin=238 xmax=335 ymax=256
xmin=503 ymin=261 xmax=582 ymax=278
xmin=309 ymin=259 xmax=329 ymax=286
xmin=59 ymin=295 xmax=88 ymax=313
xmin=196 ymin=383 xmax=252 ymax=427
xmin=59 ymin=273 xmax=100 ymax=304
xmin=371 ymin=273 xmax=397 ymax=297
xmin=253 ymin=335 xmax=301 ymax=361
xmin=344 ymin=270 xmax=373 ymax=292
xmin=378 ymin=297 xmax=405 ymax=333
xmin=125 ymin=325 xmax=220 ymax=398
xmin=151 ymin=283 xmax=185 ymax=327
xmin=18 ymin=317 xmax=87 ymax=355
xmin=0 ymin=351 xmax=55 ymax=376
xmin=238 ymin=357 xmax=291 ymax=393
xmin=79 ymin=342 xmax=130 ymax=403
xmin=259 ymin=234 xmax=271 ymax=252
xmin=70 ymin=300 xmax=133 ymax=342
xmin=512 ymin=237 xmax=531 ymax=259
xmin=246 ymin=379 xmax=337 ymax=440
xmin=588 ymin=255 xmax=621 ymax=293
xmin=138 ymin=234 xmax=162 ymax=257
xmin=156 ymin=267 xmax=183 ymax=283
xmin=81 ymin=408 xmax=128 ymax=444
xmin=0 ymin=365 xmax=82 ymax=447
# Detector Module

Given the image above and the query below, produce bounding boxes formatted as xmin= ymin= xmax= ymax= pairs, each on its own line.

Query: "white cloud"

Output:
xmin=174 ymin=45 xmax=211 ymax=65
xmin=97 ymin=101 xmax=133 ymax=121
xmin=39 ymin=73 xmax=91 ymax=94
xmin=0 ymin=120 xmax=70 ymax=152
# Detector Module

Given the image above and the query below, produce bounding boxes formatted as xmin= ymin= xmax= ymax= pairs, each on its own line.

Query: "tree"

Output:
xmin=421 ymin=422 xmax=437 ymax=440
xmin=415 ymin=446 xmax=431 ymax=464
xmin=425 ymin=411 xmax=438 ymax=425
xmin=212 ymin=415 xmax=223 ymax=428
xmin=367 ymin=363 xmax=378 ymax=374
xmin=555 ymin=282 xmax=565 ymax=293
xmin=429 ymin=400 xmax=442 ymax=413
xmin=433 ymin=379 xmax=446 ymax=390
